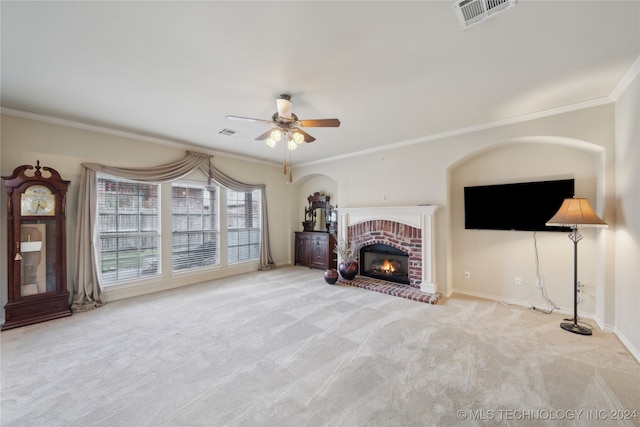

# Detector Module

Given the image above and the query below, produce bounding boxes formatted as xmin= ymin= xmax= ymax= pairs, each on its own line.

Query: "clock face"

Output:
xmin=21 ymin=185 xmax=56 ymax=216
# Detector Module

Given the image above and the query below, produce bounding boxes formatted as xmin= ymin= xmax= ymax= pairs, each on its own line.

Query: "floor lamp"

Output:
xmin=546 ymin=198 xmax=607 ymax=336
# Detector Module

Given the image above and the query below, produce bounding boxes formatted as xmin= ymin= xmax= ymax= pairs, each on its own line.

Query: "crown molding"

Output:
xmin=3 ymin=64 xmax=629 ymax=172
xmin=609 ymin=54 xmax=640 ymax=102
xmin=0 ymin=107 xmax=278 ymax=168
xmin=297 ymin=96 xmax=612 ymax=168
xmin=298 ymin=55 xmax=640 ymax=168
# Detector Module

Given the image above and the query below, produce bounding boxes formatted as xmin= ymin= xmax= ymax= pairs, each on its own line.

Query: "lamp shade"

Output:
xmin=546 ymin=198 xmax=607 ymax=228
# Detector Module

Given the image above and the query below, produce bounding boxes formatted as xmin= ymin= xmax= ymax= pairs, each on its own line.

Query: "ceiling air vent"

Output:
xmin=218 ymin=128 xmax=239 ymax=137
xmin=453 ymin=0 xmax=516 ymax=29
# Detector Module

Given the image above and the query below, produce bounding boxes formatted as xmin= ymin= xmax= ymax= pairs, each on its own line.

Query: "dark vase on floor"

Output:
xmin=324 ymin=269 xmax=339 ymax=284
xmin=338 ymin=260 xmax=358 ymax=281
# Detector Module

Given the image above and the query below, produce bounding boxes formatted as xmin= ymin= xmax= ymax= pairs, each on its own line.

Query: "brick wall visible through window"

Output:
xmin=227 ymin=189 xmax=261 ymax=263
xmin=97 ymin=175 xmax=259 ymax=286
xmin=172 ymin=181 xmax=219 ymax=271
xmin=97 ymin=176 xmax=160 ymax=284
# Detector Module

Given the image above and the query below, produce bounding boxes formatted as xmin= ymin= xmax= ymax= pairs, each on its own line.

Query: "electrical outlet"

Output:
xmin=464 ymin=271 xmax=471 ymax=279
xmin=514 ymin=276 xmax=522 ymax=285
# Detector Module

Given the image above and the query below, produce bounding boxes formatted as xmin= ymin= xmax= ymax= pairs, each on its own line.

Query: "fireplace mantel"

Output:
xmin=338 ymin=205 xmax=439 ymax=294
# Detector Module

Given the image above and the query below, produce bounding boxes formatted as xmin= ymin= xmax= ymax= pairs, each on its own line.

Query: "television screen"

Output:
xmin=464 ymin=179 xmax=574 ymax=232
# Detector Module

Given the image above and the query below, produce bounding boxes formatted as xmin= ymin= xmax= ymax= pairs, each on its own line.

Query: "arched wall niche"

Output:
xmin=448 ymin=136 xmax=604 ymax=171
xmin=288 ymin=173 xmax=338 ymax=262
xmin=446 ymin=136 xmax=606 ymax=316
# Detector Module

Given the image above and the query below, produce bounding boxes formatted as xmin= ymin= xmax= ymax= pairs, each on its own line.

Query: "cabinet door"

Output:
xmin=295 ymin=234 xmax=310 ymax=266
xmin=310 ymin=235 xmax=328 ymax=269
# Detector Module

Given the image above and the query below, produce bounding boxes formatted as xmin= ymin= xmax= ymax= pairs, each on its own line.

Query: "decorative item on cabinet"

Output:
xmin=302 ymin=205 xmax=316 ymax=231
xmin=2 ymin=161 xmax=72 ymax=330
xmin=325 ymin=205 xmax=337 ymax=234
xmin=303 ymin=192 xmax=337 ymax=233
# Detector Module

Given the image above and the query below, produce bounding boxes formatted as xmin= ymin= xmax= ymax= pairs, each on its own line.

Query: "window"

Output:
xmin=171 ymin=181 xmax=219 ymax=271
xmin=96 ymin=176 xmax=260 ymax=286
xmin=97 ymin=176 xmax=160 ymax=284
xmin=227 ymin=189 xmax=261 ymax=264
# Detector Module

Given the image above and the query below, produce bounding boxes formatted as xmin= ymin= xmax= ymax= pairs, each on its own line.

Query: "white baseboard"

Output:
xmin=452 ymin=287 xmax=640 ymax=364
xmin=104 ymin=262 xmax=261 ymax=302
xmin=452 ymin=288 xmax=602 ymax=328
xmin=614 ymin=327 xmax=640 ymax=365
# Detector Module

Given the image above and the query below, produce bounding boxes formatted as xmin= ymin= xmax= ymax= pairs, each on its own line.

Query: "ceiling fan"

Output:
xmin=226 ymin=94 xmax=341 ymax=149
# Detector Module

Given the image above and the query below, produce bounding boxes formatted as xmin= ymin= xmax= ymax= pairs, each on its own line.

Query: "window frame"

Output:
xmin=171 ymin=180 xmax=220 ymax=272
xmin=96 ymin=176 xmax=262 ymax=287
xmin=96 ymin=174 xmax=161 ymax=285
xmin=226 ymin=188 xmax=262 ymax=265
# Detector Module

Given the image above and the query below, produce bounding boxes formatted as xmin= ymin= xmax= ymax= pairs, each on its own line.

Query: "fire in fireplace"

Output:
xmin=360 ymin=243 xmax=410 ymax=285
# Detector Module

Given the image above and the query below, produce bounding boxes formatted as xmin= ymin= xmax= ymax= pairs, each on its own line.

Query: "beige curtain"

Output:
xmin=198 ymin=164 xmax=275 ymax=270
xmin=72 ymin=152 xmax=274 ymax=312
xmin=71 ymin=167 xmax=103 ymax=312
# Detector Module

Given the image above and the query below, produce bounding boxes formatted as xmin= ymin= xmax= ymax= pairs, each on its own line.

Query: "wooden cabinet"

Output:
xmin=294 ymin=232 xmax=336 ymax=270
xmin=295 ymin=232 xmax=311 ymax=266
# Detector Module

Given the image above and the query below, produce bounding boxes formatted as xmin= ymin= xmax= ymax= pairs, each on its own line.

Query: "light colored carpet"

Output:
xmin=1 ymin=266 xmax=638 ymax=426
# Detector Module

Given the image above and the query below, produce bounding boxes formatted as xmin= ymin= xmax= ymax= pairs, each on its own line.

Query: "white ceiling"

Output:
xmin=2 ymin=1 xmax=639 ymax=166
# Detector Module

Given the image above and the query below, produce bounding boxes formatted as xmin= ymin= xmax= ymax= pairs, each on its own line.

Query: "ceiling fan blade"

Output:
xmin=255 ymin=128 xmax=279 ymax=141
xmin=298 ymin=118 xmax=341 ymax=128
xmin=226 ymin=115 xmax=273 ymax=125
xmin=293 ymin=127 xmax=316 ymax=143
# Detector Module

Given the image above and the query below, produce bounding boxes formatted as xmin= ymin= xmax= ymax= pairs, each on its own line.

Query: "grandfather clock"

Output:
xmin=2 ymin=161 xmax=72 ymax=330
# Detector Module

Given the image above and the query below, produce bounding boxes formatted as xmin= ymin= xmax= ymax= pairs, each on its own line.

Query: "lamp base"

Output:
xmin=560 ymin=321 xmax=592 ymax=336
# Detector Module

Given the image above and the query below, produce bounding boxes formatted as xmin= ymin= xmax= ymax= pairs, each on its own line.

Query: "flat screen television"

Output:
xmin=464 ymin=179 xmax=574 ymax=232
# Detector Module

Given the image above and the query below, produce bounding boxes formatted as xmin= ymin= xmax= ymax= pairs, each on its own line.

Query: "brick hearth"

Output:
xmin=338 ymin=276 xmax=442 ymax=304
xmin=338 ymin=205 xmax=439 ymax=294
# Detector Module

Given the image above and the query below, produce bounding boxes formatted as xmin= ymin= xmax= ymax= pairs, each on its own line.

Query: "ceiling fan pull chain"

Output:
xmin=288 ymin=146 xmax=293 ymax=183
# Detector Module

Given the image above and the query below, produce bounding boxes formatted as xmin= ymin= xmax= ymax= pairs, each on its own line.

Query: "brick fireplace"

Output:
xmin=338 ymin=206 xmax=439 ymax=293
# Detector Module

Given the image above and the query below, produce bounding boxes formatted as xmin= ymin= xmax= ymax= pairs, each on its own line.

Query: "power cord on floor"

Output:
xmin=500 ymin=300 xmax=530 ymax=310
xmin=529 ymin=231 xmax=559 ymax=314
xmin=530 ymin=305 xmax=554 ymax=315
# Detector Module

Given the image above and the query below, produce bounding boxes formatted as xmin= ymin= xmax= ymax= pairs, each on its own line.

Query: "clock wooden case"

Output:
xmin=2 ymin=161 xmax=72 ymax=330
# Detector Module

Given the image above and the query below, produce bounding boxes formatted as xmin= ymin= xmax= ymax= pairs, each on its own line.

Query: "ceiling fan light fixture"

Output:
xmin=270 ymin=128 xmax=282 ymax=141
xmin=293 ymin=131 xmax=304 ymax=145
xmin=226 ymin=94 xmax=340 ymax=180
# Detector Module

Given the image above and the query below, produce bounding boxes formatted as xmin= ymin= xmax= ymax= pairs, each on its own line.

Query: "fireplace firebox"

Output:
xmin=360 ymin=243 xmax=410 ymax=285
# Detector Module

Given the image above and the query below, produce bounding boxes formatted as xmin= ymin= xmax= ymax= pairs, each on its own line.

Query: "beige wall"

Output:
xmin=295 ymin=103 xmax=620 ymax=336
xmin=614 ymin=74 xmax=640 ymax=358
xmin=451 ymin=141 xmax=602 ymax=315
xmin=0 ymin=114 xmax=292 ymax=304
